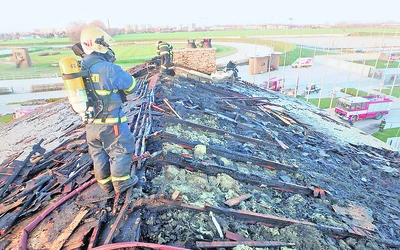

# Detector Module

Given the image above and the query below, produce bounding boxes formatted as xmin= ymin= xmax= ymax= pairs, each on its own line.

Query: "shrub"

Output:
xmin=339 ymin=88 xmax=368 ymax=97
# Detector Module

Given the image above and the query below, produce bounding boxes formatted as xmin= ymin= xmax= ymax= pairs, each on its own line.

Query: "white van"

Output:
xmin=291 ymin=57 xmax=313 ymax=68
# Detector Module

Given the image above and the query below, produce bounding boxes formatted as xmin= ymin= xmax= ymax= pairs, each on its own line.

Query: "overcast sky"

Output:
xmin=2 ymin=0 xmax=399 ymax=33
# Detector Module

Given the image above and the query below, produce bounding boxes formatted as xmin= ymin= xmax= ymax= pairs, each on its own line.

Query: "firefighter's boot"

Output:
xmin=98 ymin=181 xmax=114 ymax=194
xmin=113 ymin=175 xmax=139 ymax=194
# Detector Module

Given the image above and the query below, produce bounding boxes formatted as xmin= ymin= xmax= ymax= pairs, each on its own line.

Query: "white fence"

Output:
xmin=0 ymin=73 xmax=60 ymax=81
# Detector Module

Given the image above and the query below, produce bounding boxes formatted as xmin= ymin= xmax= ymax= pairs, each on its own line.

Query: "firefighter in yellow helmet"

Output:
xmin=156 ymin=40 xmax=174 ymax=75
xmin=80 ymin=27 xmax=139 ymax=194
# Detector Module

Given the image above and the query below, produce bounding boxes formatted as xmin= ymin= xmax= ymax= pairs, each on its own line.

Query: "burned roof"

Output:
xmin=0 ymin=60 xmax=399 ymax=250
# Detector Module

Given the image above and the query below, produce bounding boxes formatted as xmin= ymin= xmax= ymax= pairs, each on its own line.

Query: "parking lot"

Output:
xmin=236 ymin=60 xmax=384 ymax=100
xmin=215 ymin=41 xmax=400 ymax=135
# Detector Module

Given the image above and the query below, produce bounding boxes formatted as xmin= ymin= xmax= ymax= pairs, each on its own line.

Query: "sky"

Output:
xmin=1 ymin=0 xmax=399 ymax=33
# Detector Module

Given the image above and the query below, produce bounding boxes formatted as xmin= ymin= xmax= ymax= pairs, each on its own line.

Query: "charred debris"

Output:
xmin=0 ymin=59 xmax=399 ymax=250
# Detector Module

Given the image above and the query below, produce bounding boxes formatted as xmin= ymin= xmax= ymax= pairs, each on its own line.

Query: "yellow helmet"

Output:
xmin=80 ymin=27 xmax=114 ymax=54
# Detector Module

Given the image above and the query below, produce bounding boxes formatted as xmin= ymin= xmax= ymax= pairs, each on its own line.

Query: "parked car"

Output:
xmin=291 ymin=57 xmax=313 ymax=68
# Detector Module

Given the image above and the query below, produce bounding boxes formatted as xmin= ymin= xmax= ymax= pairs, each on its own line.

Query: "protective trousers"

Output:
xmin=160 ymin=52 xmax=172 ymax=73
xmin=86 ymin=122 xmax=135 ymax=193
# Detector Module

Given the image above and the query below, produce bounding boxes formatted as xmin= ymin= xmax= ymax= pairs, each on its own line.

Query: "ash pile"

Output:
xmin=0 ymin=60 xmax=399 ymax=250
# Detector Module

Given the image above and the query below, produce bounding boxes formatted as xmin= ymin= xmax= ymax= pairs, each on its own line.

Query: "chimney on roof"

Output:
xmin=187 ymin=39 xmax=196 ymax=48
xmin=203 ymin=38 xmax=212 ymax=48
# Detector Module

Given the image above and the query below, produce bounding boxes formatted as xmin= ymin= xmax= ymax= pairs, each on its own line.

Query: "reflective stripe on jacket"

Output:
xmin=82 ymin=55 xmax=138 ymax=124
xmin=157 ymin=42 xmax=173 ymax=55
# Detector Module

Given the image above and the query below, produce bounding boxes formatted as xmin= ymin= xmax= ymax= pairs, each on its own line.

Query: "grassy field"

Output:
xmin=0 ymin=44 xmax=237 ymax=78
xmin=372 ymin=127 xmax=400 ymax=143
xmin=377 ymin=85 xmax=400 ymax=98
xmin=1 ymin=26 xmax=394 ymax=78
xmin=298 ymin=96 xmax=337 ymax=109
xmin=363 ymin=59 xmax=399 ymax=69
xmin=0 ymin=39 xmax=297 ymax=79
xmin=1 ymin=27 xmax=396 ymax=46
xmin=339 ymin=87 xmax=369 ymax=97
xmin=0 ymin=114 xmax=13 ymax=124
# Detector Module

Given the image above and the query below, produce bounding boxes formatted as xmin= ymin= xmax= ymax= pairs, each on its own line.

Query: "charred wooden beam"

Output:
xmin=86 ymin=242 xmax=190 ymax=250
xmin=0 ymin=196 xmax=25 ymax=215
xmin=0 ymin=152 xmax=22 ymax=169
xmin=203 ymin=203 xmax=383 ymax=240
xmin=19 ymin=179 xmax=97 ymax=249
xmin=225 ymin=231 xmax=248 ymax=241
xmin=104 ymin=189 xmax=131 ymax=244
xmin=0 ymin=194 xmax=34 ymax=235
xmin=164 ymin=117 xmax=279 ymax=147
xmin=154 ymin=152 xmax=315 ymax=197
xmin=113 ymin=211 xmax=141 ymax=243
xmin=163 ymin=98 xmax=183 ymax=119
xmin=219 ymin=96 xmax=278 ymax=102
xmin=127 ymin=194 xmax=399 ymax=247
xmin=0 ymin=139 xmax=45 ymax=200
xmin=224 ymin=194 xmax=252 ymax=207
xmin=88 ymin=210 xmax=107 ymax=249
xmin=196 ymin=240 xmax=295 ymax=248
xmin=153 ymin=132 xmax=297 ymax=172
xmin=52 ymin=209 xmax=89 ymax=250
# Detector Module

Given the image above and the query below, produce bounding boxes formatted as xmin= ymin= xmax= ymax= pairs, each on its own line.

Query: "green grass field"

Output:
xmin=377 ymin=86 xmax=400 ymax=98
xmin=362 ymin=59 xmax=399 ymax=69
xmin=1 ymin=26 xmax=395 ymax=79
xmin=1 ymin=27 xmax=396 ymax=46
xmin=0 ymin=114 xmax=13 ymax=124
xmin=372 ymin=127 xmax=400 ymax=143
xmin=298 ymin=96 xmax=337 ymax=109
xmin=0 ymin=44 xmax=237 ymax=78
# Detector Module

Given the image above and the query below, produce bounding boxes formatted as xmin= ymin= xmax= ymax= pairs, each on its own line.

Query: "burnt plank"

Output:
xmin=52 ymin=209 xmax=89 ymax=250
xmin=224 ymin=193 xmax=252 ymax=207
xmin=196 ymin=240 xmax=295 ymax=248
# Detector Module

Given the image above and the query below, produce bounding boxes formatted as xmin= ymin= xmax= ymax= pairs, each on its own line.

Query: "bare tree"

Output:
xmin=66 ymin=20 xmax=108 ymax=42
xmin=89 ymin=20 xmax=107 ymax=30
xmin=66 ymin=21 xmax=87 ymax=42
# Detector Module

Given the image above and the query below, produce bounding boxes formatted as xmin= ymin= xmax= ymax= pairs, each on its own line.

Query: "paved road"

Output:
xmin=215 ymin=42 xmax=273 ymax=66
xmin=258 ymin=35 xmax=400 ymax=51
xmin=0 ymin=77 xmax=64 ymax=115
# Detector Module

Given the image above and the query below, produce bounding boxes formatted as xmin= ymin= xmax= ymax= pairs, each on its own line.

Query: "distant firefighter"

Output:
xmin=156 ymin=41 xmax=174 ymax=75
xmin=348 ymin=116 xmax=354 ymax=126
xmin=379 ymin=119 xmax=386 ymax=132
xmin=226 ymin=60 xmax=239 ymax=79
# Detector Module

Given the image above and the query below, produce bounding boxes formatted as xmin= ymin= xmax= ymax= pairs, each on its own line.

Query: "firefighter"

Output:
xmin=196 ymin=40 xmax=204 ymax=48
xmin=80 ymin=27 xmax=139 ymax=194
xmin=226 ymin=60 xmax=239 ymax=79
xmin=156 ymin=41 xmax=174 ymax=75
xmin=348 ymin=116 xmax=354 ymax=126
xmin=379 ymin=119 xmax=386 ymax=132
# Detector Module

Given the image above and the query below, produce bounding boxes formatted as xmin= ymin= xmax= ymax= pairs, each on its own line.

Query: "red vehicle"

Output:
xmin=262 ymin=77 xmax=285 ymax=91
xmin=335 ymin=95 xmax=392 ymax=121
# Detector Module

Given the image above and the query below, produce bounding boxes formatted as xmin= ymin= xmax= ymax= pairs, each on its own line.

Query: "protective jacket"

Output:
xmin=82 ymin=54 xmax=137 ymax=124
xmin=226 ymin=61 xmax=238 ymax=78
xmin=156 ymin=42 xmax=173 ymax=73
xmin=379 ymin=120 xmax=386 ymax=131
xmin=157 ymin=42 xmax=173 ymax=56
xmin=82 ymin=53 xmax=138 ymax=193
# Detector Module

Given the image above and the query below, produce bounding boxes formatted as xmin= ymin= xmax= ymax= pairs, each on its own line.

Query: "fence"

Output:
xmin=0 ymin=73 xmax=60 ymax=81
xmin=30 ymin=83 xmax=64 ymax=92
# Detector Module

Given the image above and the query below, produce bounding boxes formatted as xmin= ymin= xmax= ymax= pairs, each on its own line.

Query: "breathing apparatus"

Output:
xmin=59 ymin=27 xmax=121 ymax=123
xmin=58 ymin=56 xmax=90 ymax=122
